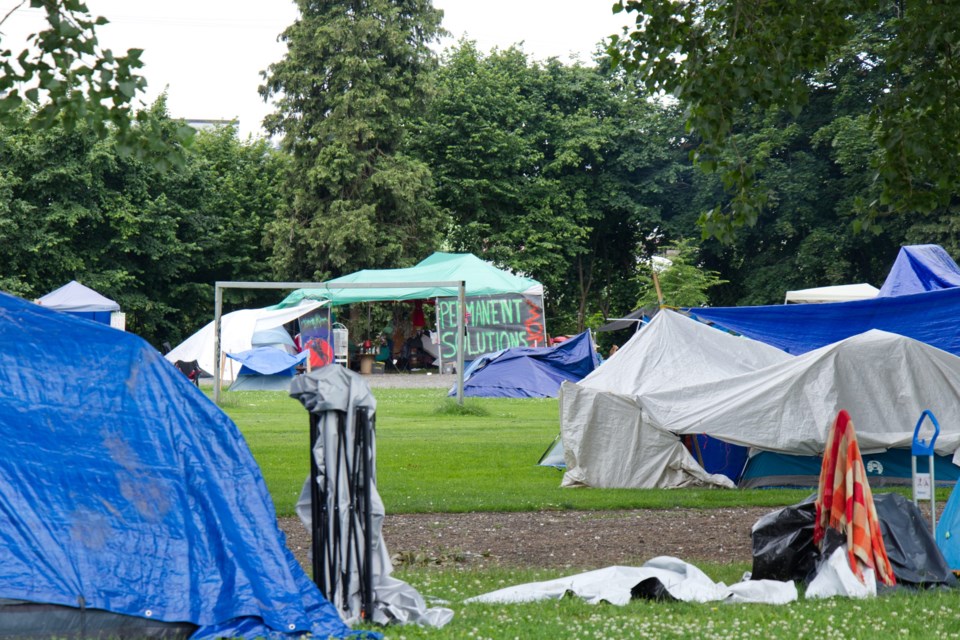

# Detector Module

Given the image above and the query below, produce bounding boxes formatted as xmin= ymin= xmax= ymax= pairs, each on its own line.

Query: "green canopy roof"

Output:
xmin=275 ymin=252 xmax=543 ymax=308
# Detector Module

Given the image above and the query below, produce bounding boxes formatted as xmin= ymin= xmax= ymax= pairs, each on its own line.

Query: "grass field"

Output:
xmin=221 ymin=388 xmax=960 ymax=639
xmin=221 ymin=388 xmax=813 ymax=517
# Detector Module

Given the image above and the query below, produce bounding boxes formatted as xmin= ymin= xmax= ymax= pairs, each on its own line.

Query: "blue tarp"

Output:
xmin=449 ymin=330 xmax=600 ymax=398
xmin=0 ymin=291 xmax=365 ymax=639
xmin=878 ymin=244 xmax=960 ymax=297
xmin=227 ymin=347 xmax=308 ymax=376
xmin=688 ymin=285 xmax=960 ymax=356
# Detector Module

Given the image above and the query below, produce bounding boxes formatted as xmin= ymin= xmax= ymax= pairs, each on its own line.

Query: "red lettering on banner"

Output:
xmin=523 ymin=299 xmax=545 ymax=346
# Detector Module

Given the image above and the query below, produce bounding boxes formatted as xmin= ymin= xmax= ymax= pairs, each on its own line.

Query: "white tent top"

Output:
xmin=578 ymin=309 xmax=792 ymax=395
xmin=36 ymin=280 xmax=120 ymax=312
xmin=783 ymin=283 xmax=879 ymax=304
xmin=165 ymin=301 xmax=326 ymax=383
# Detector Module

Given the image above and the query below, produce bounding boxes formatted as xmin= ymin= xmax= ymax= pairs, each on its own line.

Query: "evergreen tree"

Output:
xmin=260 ymin=0 xmax=448 ymax=280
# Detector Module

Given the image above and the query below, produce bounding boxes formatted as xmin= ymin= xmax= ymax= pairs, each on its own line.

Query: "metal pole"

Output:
xmin=457 ymin=281 xmax=465 ymax=405
xmin=360 ymin=408 xmax=374 ymax=619
xmin=213 ymin=284 xmax=223 ymax=404
xmin=309 ymin=413 xmax=325 ymax=594
xmin=930 ymin=454 xmax=937 ymax=532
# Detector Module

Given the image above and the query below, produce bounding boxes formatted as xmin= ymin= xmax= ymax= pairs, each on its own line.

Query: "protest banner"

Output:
xmin=435 ymin=293 xmax=546 ymax=361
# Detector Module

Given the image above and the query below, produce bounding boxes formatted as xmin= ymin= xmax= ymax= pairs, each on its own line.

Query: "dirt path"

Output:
xmin=279 ymin=506 xmax=773 ymax=572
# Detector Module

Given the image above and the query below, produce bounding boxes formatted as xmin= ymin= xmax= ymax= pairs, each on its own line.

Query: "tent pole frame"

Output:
xmin=213 ymin=280 xmax=467 ymax=405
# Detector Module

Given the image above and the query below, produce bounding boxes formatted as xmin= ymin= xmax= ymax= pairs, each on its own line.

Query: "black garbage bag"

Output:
xmin=751 ymin=492 xmax=957 ymax=588
xmin=750 ymin=496 xmax=819 ymax=582
xmin=875 ymin=493 xmax=957 ymax=588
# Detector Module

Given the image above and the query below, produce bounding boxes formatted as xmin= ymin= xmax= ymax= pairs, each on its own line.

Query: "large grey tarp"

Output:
xmin=291 ymin=366 xmax=452 ymax=628
xmin=642 ymin=330 xmax=960 ymax=460
xmin=560 ymin=310 xmax=792 ymax=488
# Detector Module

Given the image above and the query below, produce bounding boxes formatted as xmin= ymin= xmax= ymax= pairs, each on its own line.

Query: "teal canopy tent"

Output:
xmin=274 ymin=252 xmax=542 ymax=307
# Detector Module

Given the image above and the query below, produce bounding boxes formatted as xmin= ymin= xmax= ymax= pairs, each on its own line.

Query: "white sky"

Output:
xmin=0 ymin=1 xmax=633 ymax=139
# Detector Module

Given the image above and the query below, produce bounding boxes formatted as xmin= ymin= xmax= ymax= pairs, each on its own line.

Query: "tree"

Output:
xmin=0 ymin=0 xmax=191 ymax=162
xmin=637 ymin=239 xmax=726 ymax=308
xmin=611 ymin=1 xmax=960 ymax=240
xmin=415 ymin=42 xmax=690 ymax=332
xmin=260 ymin=0 xmax=448 ymax=281
xmin=0 ymin=99 xmax=282 ymax=345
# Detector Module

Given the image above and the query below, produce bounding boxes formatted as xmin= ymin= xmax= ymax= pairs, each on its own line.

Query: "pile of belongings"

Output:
xmin=752 ymin=410 xmax=955 ymax=596
xmin=469 ymin=410 xmax=955 ymax=609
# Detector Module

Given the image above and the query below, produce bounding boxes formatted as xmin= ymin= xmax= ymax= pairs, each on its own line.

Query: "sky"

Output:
xmin=0 ymin=1 xmax=633 ymax=139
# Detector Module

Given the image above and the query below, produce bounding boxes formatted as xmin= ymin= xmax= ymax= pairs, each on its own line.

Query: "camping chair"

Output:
xmin=373 ymin=338 xmax=397 ymax=373
xmin=174 ymin=360 xmax=202 ymax=387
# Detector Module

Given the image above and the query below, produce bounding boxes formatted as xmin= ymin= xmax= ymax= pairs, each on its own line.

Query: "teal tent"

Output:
xmin=274 ymin=252 xmax=543 ymax=307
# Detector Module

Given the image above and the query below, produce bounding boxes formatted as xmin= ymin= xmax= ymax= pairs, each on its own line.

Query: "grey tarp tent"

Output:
xmin=559 ymin=310 xmax=792 ymax=488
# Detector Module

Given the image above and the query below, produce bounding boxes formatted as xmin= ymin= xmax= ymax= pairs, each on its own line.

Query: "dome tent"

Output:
xmin=0 ymin=290 xmax=360 ymax=639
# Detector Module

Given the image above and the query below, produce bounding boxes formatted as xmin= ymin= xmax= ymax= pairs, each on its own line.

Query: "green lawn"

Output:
xmin=222 ymin=388 xmax=960 ymax=639
xmin=223 ymin=388 xmax=811 ymax=517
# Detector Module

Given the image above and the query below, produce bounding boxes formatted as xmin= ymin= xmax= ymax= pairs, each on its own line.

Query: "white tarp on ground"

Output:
xmin=560 ymin=310 xmax=792 ymax=488
xmin=465 ymin=557 xmax=797 ymax=606
xmin=784 ymin=283 xmax=880 ymax=303
xmin=165 ymin=301 xmax=325 ymax=383
xmin=641 ymin=330 xmax=960 ymax=461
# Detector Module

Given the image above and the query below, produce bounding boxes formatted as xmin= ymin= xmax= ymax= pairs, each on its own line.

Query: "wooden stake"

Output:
xmin=652 ymin=269 xmax=665 ymax=308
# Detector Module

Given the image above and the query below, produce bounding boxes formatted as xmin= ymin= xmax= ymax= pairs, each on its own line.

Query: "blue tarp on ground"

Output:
xmin=0 ymin=291 xmax=364 ymax=640
xmin=449 ymin=330 xmax=600 ymax=398
xmin=878 ymin=244 xmax=960 ymax=297
xmin=688 ymin=285 xmax=960 ymax=356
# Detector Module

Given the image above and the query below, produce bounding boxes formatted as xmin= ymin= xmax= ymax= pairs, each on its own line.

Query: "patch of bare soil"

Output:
xmin=278 ymin=507 xmax=774 ymax=573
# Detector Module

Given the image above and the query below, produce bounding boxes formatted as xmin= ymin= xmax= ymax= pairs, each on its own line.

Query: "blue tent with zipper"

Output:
xmin=449 ymin=330 xmax=600 ymax=399
xmin=0 ymin=291 xmax=366 ymax=640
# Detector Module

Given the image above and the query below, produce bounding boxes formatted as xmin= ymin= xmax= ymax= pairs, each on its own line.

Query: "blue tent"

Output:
xmin=449 ymin=330 xmax=600 ymax=399
xmin=227 ymin=347 xmax=309 ymax=392
xmin=0 ymin=291 xmax=364 ymax=639
xmin=878 ymin=244 xmax=960 ymax=297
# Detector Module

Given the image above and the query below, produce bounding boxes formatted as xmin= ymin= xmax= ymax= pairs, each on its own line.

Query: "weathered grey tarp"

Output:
xmin=560 ymin=310 xmax=791 ymax=488
xmin=291 ymin=366 xmax=452 ymax=628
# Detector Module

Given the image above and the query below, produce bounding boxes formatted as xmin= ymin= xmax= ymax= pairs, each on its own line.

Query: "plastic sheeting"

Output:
xmin=165 ymin=301 xmax=325 ymax=382
xmin=689 ymin=285 xmax=960 ymax=356
xmin=641 ymin=330 xmax=960 ymax=461
xmin=465 ymin=557 xmax=797 ymax=606
xmin=0 ymin=291 xmax=362 ymax=639
xmin=753 ymin=494 xmax=956 ymax=588
xmin=227 ymin=348 xmax=308 ymax=376
xmin=559 ymin=310 xmax=791 ymax=488
xmin=878 ymin=244 xmax=960 ymax=297
xmin=448 ymin=330 xmax=599 ymax=398
xmin=291 ymin=366 xmax=453 ymax=628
